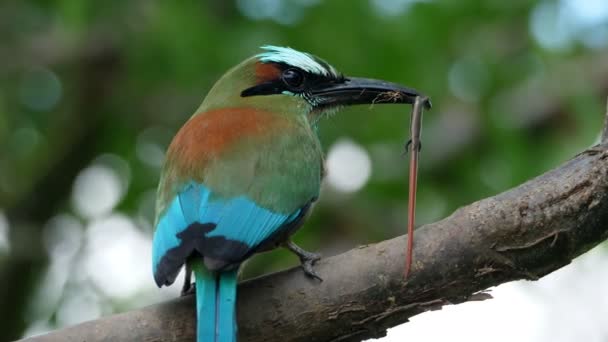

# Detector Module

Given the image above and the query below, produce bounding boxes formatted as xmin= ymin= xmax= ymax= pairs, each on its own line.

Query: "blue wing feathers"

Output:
xmin=152 ymin=197 xmax=188 ymax=279
xmin=152 ymin=181 xmax=305 ymax=287
xmin=205 ymin=196 xmax=289 ymax=243
xmin=179 ymin=183 xmax=204 ymax=224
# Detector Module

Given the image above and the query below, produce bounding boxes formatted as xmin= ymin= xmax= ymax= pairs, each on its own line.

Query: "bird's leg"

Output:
xmin=283 ymin=240 xmax=323 ymax=281
xmin=180 ymin=263 xmax=195 ymax=296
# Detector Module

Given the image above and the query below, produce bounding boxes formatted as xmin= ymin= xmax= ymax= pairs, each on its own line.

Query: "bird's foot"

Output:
xmin=301 ymin=256 xmax=323 ymax=282
xmin=284 ymin=240 xmax=323 ymax=282
xmin=181 ymin=282 xmax=195 ymax=297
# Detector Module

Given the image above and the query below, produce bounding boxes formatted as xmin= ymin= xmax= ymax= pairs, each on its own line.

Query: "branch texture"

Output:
xmin=19 ymin=143 xmax=608 ymax=342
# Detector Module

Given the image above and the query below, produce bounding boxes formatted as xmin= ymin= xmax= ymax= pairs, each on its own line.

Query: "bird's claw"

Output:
xmin=284 ymin=240 xmax=323 ymax=282
xmin=181 ymin=282 xmax=195 ymax=297
xmin=300 ymin=252 xmax=323 ymax=282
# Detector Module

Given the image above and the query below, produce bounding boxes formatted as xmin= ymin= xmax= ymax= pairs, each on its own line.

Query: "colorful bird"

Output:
xmin=152 ymin=45 xmax=428 ymax=342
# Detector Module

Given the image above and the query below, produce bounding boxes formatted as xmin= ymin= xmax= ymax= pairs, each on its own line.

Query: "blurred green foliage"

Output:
xmin=0 ymin=0 xmax=606 ymax=340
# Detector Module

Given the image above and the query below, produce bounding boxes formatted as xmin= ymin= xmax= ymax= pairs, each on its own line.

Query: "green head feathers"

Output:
xmin=197 ymin=45 xmax=427 ymax=120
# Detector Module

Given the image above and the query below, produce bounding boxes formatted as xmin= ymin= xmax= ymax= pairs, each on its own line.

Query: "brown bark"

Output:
xmin=17 ymin=134 xmax=608 ymax=341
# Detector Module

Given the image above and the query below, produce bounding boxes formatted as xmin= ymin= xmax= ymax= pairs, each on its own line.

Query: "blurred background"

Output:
xmin=1 ymin=0 xmax=607 ymax=341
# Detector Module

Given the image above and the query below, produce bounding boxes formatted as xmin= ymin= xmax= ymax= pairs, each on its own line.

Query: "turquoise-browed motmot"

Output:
xmin=152 ymin=46 xmax=427 ymax=342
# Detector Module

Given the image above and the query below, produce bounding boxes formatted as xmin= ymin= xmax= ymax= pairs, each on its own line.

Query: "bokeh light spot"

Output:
xmin=530 ymin=1 xmax=574 ymax=51
xmin=565 ymin=0 xmax=608 ymax=24
xmin=370 ymin=0 xmax=429 ymax=17
xmin=26 ymin=215 xmax=83 ymax=321
xmin=237 ymin=0 xmax=280 ymax=20
xmin=0 ymin=211 xmax=10 ymax=252
xmin=18 ymin=67 xmax=62 ymax=112
xmin=236 ymin=0 xmax=306 ymax=25
xmin=43 ymin=214 xmax=83 ymax=263
xmin=22 ymin=320 xmax=54 ymax=339
xmin=55 ymin=288 xmax=101 ymax=327
xmin=326 ymin=138 xmax=372 ymax=193
xmin=11 ymin=125 xmax=42 ymax=158
xmin=530 ymin=0 xmax=608 ymax=51
xmin=84 ymin=214 xmax=152 ymax=299
xmin=72 ymin=165 xmax=124 ymax=219
xmin=448 ymin=57 xmax=488 ymax=103
xmin=138 ymin=189 xmax=159 ymax=230
xmin=94 ymin=154 xmax=132 ymax=195
xmin=136 ymin=127 xmax=170 ymax=168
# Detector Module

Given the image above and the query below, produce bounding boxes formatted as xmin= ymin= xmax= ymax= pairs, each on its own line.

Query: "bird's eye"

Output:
xmin=282 ymin=69 xmax=305 ymax=89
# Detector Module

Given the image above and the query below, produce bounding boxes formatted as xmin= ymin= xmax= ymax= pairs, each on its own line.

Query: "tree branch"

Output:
xmin=18 ymin=141 xmax=608 ymax=342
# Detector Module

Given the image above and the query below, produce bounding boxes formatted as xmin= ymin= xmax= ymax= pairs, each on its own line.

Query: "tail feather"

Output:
xmin=193 ymin=261 xmax=238 ymax=342
xmin=217 ymin=270 xmax=238 ymax=340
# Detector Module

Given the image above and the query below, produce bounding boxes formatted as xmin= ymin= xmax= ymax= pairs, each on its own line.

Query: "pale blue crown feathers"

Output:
xmin=257 ymin=45 xmax=340 ymax=78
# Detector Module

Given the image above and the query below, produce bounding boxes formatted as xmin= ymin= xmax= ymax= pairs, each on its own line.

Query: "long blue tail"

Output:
xmin=192 ymin=261 xmax=238 ymax=342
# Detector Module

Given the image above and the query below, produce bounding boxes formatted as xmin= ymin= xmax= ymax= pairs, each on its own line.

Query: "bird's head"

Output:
xmin=198 ymin=45 xmax=430 ymax=120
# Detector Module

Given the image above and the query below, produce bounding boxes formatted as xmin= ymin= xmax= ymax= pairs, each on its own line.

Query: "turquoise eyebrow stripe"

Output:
xmin=257 ymin=45 xmax=339 ymax=78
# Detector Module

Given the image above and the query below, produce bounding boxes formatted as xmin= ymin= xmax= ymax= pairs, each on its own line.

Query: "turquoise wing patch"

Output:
xmin=152 ymin=182 xmax=306 ymax=287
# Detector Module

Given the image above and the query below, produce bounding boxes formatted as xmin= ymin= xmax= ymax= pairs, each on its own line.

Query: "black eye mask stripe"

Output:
xmin=241 ymin=62 xmax=344 ymax=99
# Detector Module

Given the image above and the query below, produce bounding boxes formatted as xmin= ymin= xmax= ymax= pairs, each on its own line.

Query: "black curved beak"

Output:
xmin=311 ymin=77 xmax=432 ymax=109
